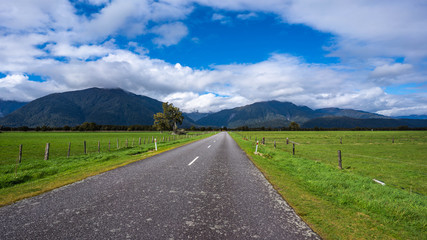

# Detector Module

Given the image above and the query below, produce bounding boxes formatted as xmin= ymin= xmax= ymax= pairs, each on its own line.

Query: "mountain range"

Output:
xmin=0 ymin=88 xmax=195 ymax=128
xmin=0 ymin=88 xmax=426 ymax=129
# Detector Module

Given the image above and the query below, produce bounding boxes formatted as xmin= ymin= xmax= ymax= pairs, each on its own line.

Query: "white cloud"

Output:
xmin=47 ymin=43 xmax=112 ymax=60
xmin=237 ymin=12 xmax=258 ymax=20
xmin=371 ymin=63 xmax=413 ymax=78
xmin=212 ymin=13 xmax=231 ymax=24
xmin=377 ymin=105 xmax=427 ymax=117
xmin=151 ymin=22 xmax=189 ymax=47
xmin=0 ymin=74 xmax=65 ymax=101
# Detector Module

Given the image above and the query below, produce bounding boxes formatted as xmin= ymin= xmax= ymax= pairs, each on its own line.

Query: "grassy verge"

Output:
xmin=0 ymin=132 xmax=214 ymax=206
xmin=230 ymin=132 xmax=426 ymax=239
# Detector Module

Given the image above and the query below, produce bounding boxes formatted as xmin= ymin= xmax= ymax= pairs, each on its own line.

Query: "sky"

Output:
xmin=0 ymin=0 xmax=426 ymax=116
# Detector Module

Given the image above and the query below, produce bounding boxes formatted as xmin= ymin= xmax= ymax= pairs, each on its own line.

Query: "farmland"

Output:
xmin=0 ymin=131 xmax=213 ymax=206
xmin=230 ymin=131 xmax=427 ymax=239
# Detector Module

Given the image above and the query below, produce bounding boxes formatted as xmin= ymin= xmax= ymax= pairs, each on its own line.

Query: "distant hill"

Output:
xmin=185 ymin=112 xmax=211 ymax=122
xmin=314 ymin=108 xmax=391 ymax=119
xmin=0 ymin=100 xmax=28 ymax=117
xmin=196 ymin=101 xmax=318 ymax=128
xmin=395 ymin=115 xmax=427 ymax=120
xmin=302 ymin=116 xmax=427 ymax=129
xmin=0 ymin=88 xmax=194 ymax=128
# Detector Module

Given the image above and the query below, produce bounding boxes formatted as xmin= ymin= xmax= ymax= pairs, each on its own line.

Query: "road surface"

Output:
xmin=0 ymin=132 xmax=320 ymax=239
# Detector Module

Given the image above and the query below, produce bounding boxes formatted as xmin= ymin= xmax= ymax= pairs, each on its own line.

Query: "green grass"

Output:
xmin=0 ymin=131 xmax=213 ymax=206
xmin=231 ymin=131 xmax=427 ymax=239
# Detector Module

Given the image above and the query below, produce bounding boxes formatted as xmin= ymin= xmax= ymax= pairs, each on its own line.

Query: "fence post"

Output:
xmin=274 ymin=140 xmax=276 ymax=148
xmin=18 ymin=144 xmax=23 ymax=163
xmin=154 ymin=138 xmax=158 ymax=151
xmin=67 ymin=142 xmax=71 ymax=158
xmin=117 ymin=139 xmax=119 ymax=149
xmin=292 ymin=143 xmax=295 ymax=155
xmin=15 ymin=145 xmax=23 ymax=177
xmin=98 ymin=141 xmax=100 ymax=153
xmin=45 ymin=143 xmax=50 ymax=160
xmin=108 ymin=140 xmax=111 ymax=151
xmin=338 ymin=150 xmax=342 ymax=169
xmin=255 ymin=141 xmax=259 ymax=154
xmin=139 ymin=137 xmax=141 ymax=145
xmin=262 ymin=137 xmax=265 ymax=145
xmin=286 ymin=138 xmax=289 ymax=145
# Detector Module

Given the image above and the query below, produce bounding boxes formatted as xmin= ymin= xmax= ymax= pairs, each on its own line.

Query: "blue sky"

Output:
xmin=0 ymin=0 xmax=426 ymax=116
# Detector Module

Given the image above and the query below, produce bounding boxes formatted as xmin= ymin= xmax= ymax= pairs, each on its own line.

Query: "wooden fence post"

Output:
xmin=117 ymin=139 xmax=119 ymax=149
xmin=44 ymin=143 xmax=50 ymax=160
xmin=98 ymin=141 xmax=100 ymax=153
xmin=292 ymin=143 xmax=295 ymax=155
xmin=108 ymin=140 xmax=111 ymax=151
xmin=139 ymin=137 xmax=141 ymax=145
xmin=84 ymin=141 xmax=87 ymax=154
xmin=286 ymin=138 xmax=289 ymax=145
xmin=15 ymin=144 xmax=23 ymax=177
xmin=338 ymin=150 xmax=342 ymax=169
xmin=274 ymin=140 xmax=276 ymax=148
xmin=67 ymin=142 xmax=71 ymax=158
xmin=18 ymin=144 xmax=23 ymax=163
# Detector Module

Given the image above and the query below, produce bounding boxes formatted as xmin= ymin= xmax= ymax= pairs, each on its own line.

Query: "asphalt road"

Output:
xmin=0 ymin=132 xmax=320 ymax=239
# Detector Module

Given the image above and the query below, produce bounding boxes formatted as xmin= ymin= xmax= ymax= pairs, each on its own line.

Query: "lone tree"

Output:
xmin=289 ymin=121 xmax=300 ymax=131
xmin=153 ymin=102 xmax=184 ymax=133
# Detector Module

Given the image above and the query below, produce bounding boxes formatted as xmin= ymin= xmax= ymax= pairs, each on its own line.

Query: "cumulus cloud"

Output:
xmin=371 ymin=63 xmax=413 ymax=78
xmin=0 ymin=74 xmax=66 ymax=101
xmin=151 ymin=22 xmax=189 ymax=47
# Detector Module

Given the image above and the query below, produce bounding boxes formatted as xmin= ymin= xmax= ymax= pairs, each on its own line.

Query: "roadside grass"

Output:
xmin=0 ymin=131 xmax=214 ymax=206
xmin=230 ymin=131 xmax=427 ymax=240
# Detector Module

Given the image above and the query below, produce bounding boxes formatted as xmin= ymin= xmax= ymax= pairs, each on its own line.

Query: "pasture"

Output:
xmin=231 ymin=131 xmax=427 ymax=239
xmin=238 ymin=131 xmax=426 ymax=195
xmin=0 ymin=131 xmax=212 ymax=206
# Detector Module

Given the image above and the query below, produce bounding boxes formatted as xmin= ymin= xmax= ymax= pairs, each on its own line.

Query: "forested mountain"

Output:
xmin=0 ymin=88 xmax=194 ymax=128
xmin=0 ymin=100 xmax=28 ymax=117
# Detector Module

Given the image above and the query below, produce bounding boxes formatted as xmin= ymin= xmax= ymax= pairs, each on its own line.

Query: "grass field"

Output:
xmin=0 ymin=131 xmax=213 ymax=206
xmin=230 ymin=131 xmax=427 ymax=239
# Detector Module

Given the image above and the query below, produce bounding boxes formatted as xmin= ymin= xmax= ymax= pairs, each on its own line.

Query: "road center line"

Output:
xmin=208 ymin=145 xmax=211 ymax=148
xmin=188 ymin=156 xmax=199 ymax=166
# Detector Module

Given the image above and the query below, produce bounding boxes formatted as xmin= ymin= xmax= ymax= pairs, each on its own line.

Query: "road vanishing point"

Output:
xmin=0 ymin=132 xmax=320 ymax=239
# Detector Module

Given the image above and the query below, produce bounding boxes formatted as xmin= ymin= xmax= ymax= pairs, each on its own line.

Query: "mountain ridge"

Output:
xmin=0 ymin=88 xmax=194 ymax=128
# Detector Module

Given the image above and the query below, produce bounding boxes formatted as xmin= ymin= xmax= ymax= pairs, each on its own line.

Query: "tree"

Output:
xmin=289 ymin=121 xmax=300 ymax=131
xmin=153 ymin=102 xmax=184 ymax=133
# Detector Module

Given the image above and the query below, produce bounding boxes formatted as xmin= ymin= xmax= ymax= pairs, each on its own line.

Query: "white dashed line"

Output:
xmin=208 ymin=145 xmax=211 ymax=148
xmin=188 ymin=156 xmax=199 ymax=166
